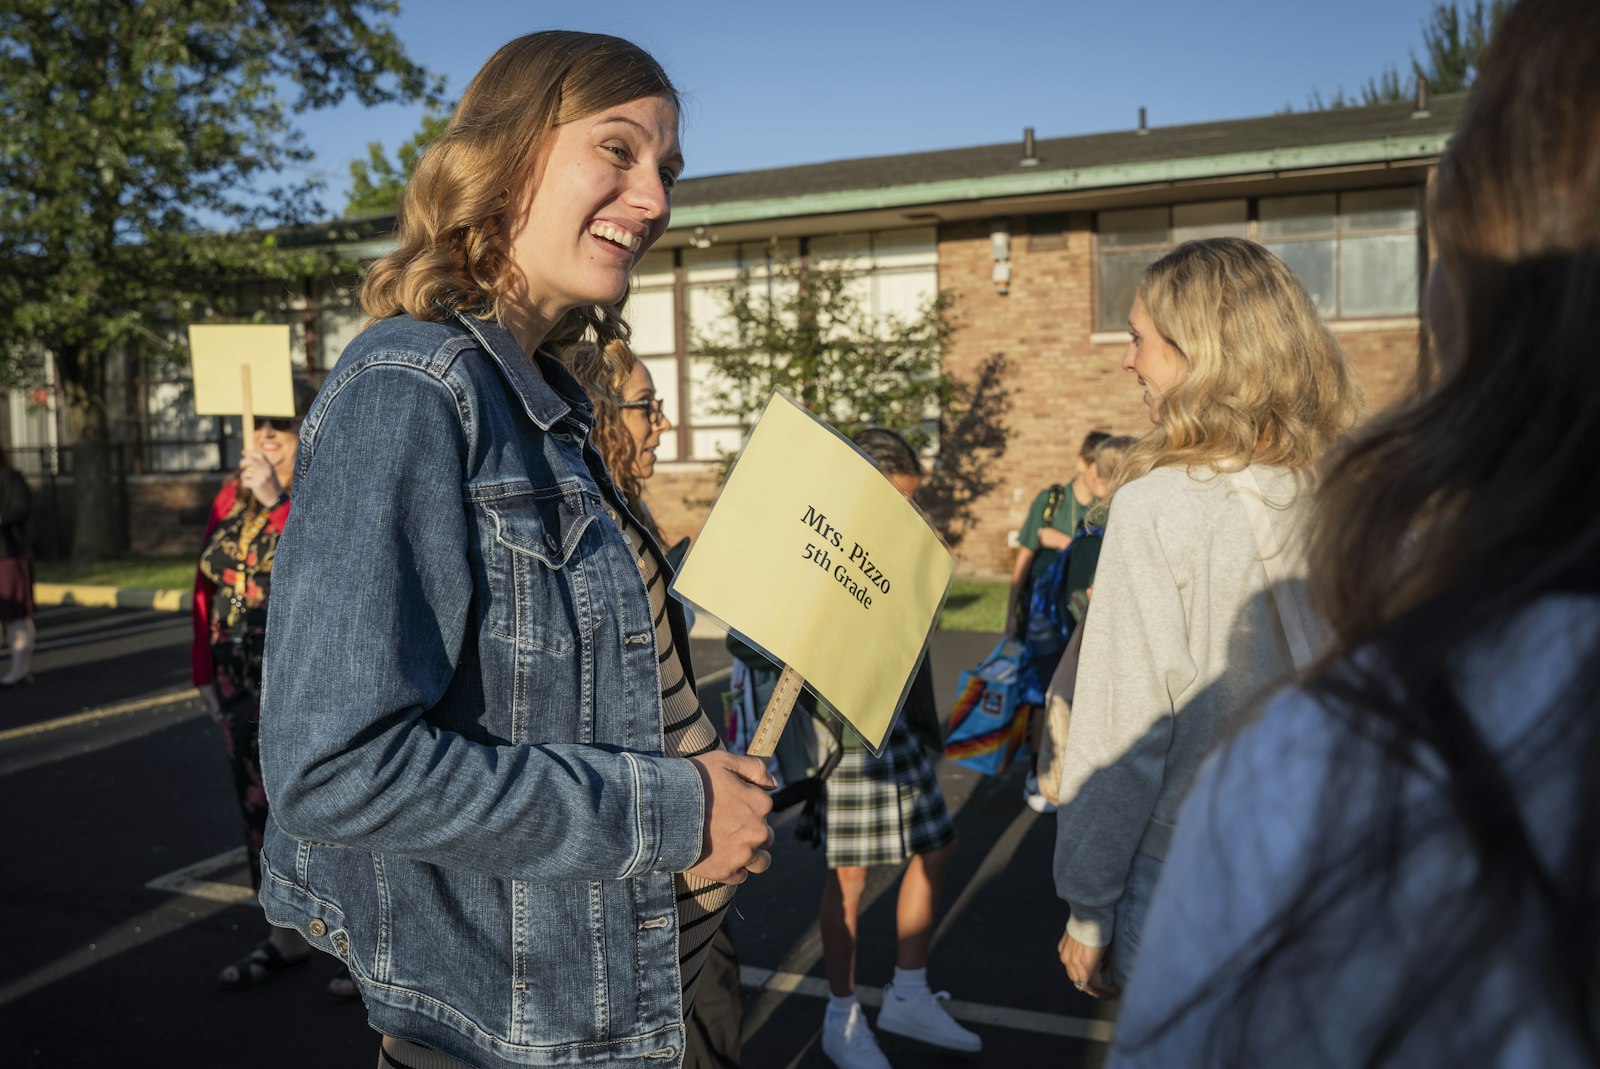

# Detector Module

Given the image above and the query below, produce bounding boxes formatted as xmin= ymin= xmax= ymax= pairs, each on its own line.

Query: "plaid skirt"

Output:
xmin=823 ymin=723 xmax=956 ymax=869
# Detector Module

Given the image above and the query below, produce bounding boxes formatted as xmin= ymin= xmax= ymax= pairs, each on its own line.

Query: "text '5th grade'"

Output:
xmin=800 ymin=506 xmax=892 ymax=610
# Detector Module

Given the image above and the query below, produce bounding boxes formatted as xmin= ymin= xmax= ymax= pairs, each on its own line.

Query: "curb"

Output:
xmin=34 ymin=582 xmax=192 ymax=613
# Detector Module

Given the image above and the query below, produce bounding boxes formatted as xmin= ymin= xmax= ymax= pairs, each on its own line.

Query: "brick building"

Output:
xmin=635 ymin=94 xmax=1456 ymax=575
xmin=3 ymin=95 xmax=1459 ymax=572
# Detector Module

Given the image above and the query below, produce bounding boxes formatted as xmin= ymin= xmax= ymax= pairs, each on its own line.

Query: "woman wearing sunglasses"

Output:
xmin=190 ymin=381 xmax=351 ymax=997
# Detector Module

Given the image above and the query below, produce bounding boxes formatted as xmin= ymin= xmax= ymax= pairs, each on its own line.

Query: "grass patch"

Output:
xmin=939 ymin=577 xmax=1008 ymax=634
xmin=36 ymin=555 xmax=195 ymax=591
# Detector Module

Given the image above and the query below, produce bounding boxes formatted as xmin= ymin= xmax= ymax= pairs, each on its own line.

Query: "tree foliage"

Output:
xmin=691 ymin=251 xmax=1011 ymax=547
xmin=0 ymin=0 xmax=438 ymax=557
xmin=693 ymin=254 xmax=957 ymax=454
xmin=345 ymin=109 xmax=451 ymax=219
xmin=1302 ymin=1 xmax=1510 ymax=109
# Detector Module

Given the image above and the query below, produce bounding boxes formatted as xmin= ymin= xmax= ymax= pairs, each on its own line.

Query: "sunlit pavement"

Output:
xmin=0 ymin=608 xmax=1114 ymax=1068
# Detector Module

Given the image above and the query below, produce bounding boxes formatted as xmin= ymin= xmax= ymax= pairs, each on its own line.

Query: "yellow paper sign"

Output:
xmin=188 ymin=324 xmax=296 ymax=417
xmin=672 ymin=393 xmax=954 ymax=755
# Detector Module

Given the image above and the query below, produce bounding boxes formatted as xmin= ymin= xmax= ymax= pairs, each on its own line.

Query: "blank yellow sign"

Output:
xmin=672 ymin=393 xmax=954 ymax=755
xmin=188 ymin=324 xmax=296 ymax=417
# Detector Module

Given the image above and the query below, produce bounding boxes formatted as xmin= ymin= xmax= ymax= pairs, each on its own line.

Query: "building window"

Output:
xmin=1095 ymin=189 xmax=1421 ymax=329
xmin=627 ymin=227 xmax=937 ymax=464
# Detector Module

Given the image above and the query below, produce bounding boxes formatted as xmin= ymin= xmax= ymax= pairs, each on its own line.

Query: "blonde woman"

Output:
xmin=1054 ymin=237 xmax=1360 ymax=997
xmin=257 ymin=32 xmax=773 ymax=1069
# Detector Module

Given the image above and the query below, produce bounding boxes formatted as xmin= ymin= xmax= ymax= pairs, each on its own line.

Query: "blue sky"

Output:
xmin=294 ymin=0 xmax=1445 ymax=214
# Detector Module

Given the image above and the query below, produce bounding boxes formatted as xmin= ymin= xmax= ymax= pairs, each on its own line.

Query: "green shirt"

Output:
xmin=1018 ymin=483 xmax=1092 ymax=582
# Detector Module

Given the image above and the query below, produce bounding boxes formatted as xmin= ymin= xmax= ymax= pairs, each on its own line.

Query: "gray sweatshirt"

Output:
xmin=1053 ymin=463 xmax=1317 ymax=948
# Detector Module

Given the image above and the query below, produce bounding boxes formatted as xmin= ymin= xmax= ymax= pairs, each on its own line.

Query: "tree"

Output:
xmin=345 ymin=110 xmax=451 ymax=219
xmin=692 ymin=252 xmax=1009 ymax=547
xmin=1303 ymin=1 xmax=1510 ymax=109
xmin=0 ymin=0 xmax=439 ymax=559
xmin=694 ymin=254 xmax=956 ymax=451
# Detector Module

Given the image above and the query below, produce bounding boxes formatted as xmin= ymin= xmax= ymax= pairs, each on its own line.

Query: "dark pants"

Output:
xmin=683 ymin=925 xmax=743 ymax=1068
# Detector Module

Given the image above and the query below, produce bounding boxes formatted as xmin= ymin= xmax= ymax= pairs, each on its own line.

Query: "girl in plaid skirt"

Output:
xmin=816 ymin=430 xmax=982 ymax=1069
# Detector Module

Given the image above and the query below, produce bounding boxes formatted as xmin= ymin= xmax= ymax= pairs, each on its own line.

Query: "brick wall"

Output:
xmin=128 ymin=473 xmax=224 ymax=557
xmin=936 ymin=214 xmax=1152 ymax=577
xmin=640 ymin=465 xmax=723 ymax=549
xmin=25 ymin=471 xmax=222 ymax=560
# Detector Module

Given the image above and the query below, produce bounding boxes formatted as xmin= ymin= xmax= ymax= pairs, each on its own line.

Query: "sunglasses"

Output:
xmin=255 ymin=417 xmax=299 ymax=433
xmin=618 ymin=397 xmax=667 ymax=423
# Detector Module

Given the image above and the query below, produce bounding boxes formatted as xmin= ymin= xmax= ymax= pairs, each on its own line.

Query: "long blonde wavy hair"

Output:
xmin=1116 ymin=237 xmax=1362 ymax=487
xmin=360 ymin=31 xmax=678 ymax=394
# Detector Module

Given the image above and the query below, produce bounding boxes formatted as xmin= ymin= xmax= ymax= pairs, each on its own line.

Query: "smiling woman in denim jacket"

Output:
xmin=257 ymin=32 xmax=774 ymax=1069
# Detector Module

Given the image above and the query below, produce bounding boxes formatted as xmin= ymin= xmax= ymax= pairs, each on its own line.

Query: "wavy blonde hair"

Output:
xmin=361 ymin=31 xmax=677 ymax=393
xmin=1117 ymin=237 xmax=1362 ymax=486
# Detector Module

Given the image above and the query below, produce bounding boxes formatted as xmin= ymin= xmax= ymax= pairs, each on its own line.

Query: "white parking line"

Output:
xmin=738 ymin=966 xmax=1115 ymax=1042
xmin=0 ymin=688 xmax=199 ymax=744
xmin=144 ymin=845 xmax=256 ymax=905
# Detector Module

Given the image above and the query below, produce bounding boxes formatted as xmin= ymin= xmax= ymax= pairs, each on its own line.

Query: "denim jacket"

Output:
xmin=258 ymin=310 xmax=706 ymax=1068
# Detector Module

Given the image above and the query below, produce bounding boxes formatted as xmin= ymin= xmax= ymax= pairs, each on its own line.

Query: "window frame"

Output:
xmin=1092 ymin=187 xmax=1424 ymax=330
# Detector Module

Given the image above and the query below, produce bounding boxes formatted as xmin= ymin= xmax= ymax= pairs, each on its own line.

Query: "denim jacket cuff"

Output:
xmin=629 ymin=753 xmax=706 ymax=875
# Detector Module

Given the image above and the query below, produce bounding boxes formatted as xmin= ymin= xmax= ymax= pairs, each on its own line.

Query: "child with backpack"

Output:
xmin=1010 ymin=431 xmax=1117 ymax=812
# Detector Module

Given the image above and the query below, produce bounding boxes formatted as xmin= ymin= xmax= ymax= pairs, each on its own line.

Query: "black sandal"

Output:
xmin=217 ymin=939 xmax=311 ymax=991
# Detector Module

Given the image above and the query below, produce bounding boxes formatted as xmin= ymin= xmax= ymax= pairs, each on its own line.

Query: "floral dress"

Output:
xmin=192 ymin=481 xmax=288 ymax=888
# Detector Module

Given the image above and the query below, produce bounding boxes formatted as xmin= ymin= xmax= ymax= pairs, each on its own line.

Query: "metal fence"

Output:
xmin=10 ymin=433 xmax=254 ymax=558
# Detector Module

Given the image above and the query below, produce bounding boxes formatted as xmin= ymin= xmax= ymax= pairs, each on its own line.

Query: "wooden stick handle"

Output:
xmin=746 ymin=665 xmax=805 ymax=760
xmin=240 ymin=365 xmax=255 ymax=443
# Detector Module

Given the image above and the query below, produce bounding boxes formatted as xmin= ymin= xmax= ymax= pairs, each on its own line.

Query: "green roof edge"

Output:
xmin=669 ymin=132 xmax=1451 ymax=228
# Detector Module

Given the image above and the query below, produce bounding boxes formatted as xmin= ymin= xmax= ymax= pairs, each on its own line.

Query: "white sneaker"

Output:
xmin=876 ymin=981 xmax=982 ymax=1053
xmin=1023 ymin=772 xmax=1057 ymax=814
xmin=821 ymin=1002 xmax=892 ymax=1069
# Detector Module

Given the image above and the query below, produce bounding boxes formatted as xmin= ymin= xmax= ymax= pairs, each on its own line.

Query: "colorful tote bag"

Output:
xmin=945 ymin=640 xmax=1033 ymax=775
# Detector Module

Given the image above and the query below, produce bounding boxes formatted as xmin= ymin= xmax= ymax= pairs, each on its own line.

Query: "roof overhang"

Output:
xmin=656 ymin=133 xmax=1447 ymax=248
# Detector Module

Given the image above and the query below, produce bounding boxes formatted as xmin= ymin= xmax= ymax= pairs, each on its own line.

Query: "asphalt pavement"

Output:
xmin=0 ymin=604 xmax=1115 ymax=1068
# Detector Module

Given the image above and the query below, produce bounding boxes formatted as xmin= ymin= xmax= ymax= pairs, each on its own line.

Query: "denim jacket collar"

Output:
xmin=450 ymin=310 xmax=594 ymax=435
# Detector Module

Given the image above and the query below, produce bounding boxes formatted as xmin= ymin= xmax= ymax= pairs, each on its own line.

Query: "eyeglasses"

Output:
xmin=255 ymin=417 xmax=299 ymax=433
xmin=618 ymin=398 xmax=668 ymax=423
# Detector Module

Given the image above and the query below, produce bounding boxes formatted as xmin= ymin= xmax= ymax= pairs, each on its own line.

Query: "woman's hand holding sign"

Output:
xmin=689 ymin=752 xmax=776 ymax=884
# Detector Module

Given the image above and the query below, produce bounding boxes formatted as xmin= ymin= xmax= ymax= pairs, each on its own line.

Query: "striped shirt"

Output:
xmin=621 ymin=516 xmax=734 ymax=1009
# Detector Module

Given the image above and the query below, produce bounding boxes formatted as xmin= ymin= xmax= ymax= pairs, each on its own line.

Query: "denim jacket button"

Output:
xmin=334 ymin=935 xmax=349 ymax=957
xmin=307 ymin=918 xmax=328 ymax=938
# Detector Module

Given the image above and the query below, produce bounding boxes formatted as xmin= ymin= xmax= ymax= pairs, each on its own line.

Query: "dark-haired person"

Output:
xmin=1008 ymin=429 xmax=1110 ymax=812
xmin=1107 ymin=2 xmax=1600 ymax=1065
xmin=257 ymin=32 xmax=774 ymax=1069
xmin=0 ymin=440 xmax=35 ymax=687
xmin=1054 ymin=237 xmax=1361 ymax=1000
xmin=813 ymin=427 xmax=979 ymax=1069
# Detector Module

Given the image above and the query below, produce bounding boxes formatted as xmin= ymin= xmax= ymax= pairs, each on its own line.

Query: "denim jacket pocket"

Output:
xmin=482 ymin=486 xmax=596 ymax=655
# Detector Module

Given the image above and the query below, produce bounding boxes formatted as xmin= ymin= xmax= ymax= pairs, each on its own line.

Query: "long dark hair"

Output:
xmin=1176 ymin=1 xmax=1600 ymax=1064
